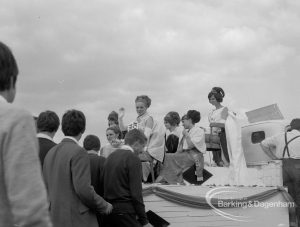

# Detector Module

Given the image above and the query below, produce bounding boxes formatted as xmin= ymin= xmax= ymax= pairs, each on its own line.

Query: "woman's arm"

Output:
xmin=220 ymin=107 xmax=229 ymax=120
xmin=143 ymin=116 xmax=154 ymax=141
xmin=182 ymin=130 xmax=194 ymax=149
xmin=118 ymin=108 xmax=127 ymax=131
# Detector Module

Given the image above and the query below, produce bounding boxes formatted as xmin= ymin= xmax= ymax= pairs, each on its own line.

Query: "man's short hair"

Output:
xmin=290 ymin=118 xmax=300 ymax=131
xmin=37 ymin=110 xmax=60 ymax=133
xmin=83 ymin=135 xmax=101 ymax=151
xmin=62 ymin=110 xmax=86 ymax=136
xmin=124 ymin=129 xmax=147 ymax=146
xmin=0 ymin=41 xmax=18 ymax=91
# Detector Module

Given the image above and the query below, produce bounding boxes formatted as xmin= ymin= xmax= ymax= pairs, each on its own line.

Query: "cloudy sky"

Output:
xmin=1 ymin=0 xmax=300 ymax=142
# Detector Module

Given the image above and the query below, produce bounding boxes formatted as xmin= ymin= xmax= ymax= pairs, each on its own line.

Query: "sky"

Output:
xmin=1 ymin=0 xmax=300 ymax=143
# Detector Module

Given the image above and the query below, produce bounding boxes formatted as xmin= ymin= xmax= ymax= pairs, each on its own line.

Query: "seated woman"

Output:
xmin=207 ymin=87 xmax=230 ymax=166
xmin=119 ymin=95 xmax=165 ymax=181
xmin=164 ymin=111 xmax=181 ymax=154
xmin=156 ymin=110 xmax=206 ymax=184
xmin=100 ymin=126 xmax=124 ymax=158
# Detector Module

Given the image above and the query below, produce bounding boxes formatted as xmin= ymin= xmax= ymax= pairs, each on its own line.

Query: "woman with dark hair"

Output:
xmin=208 ymin=87 xmax=249 ymax=185
xmin=164 ymin=111 xmax=181 ymax=153
xmin=208 ymin=87 xmax=230 ymax=166
xmin=156 ymin=110 xmax=206 ymax=184
xmin=100 ymin=126 xmax=125 ymax=158
xmin=119 ymin=95 xmax=165 ymax=181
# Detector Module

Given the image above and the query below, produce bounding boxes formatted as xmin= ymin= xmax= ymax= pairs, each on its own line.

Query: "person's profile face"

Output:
xmin=135 ymin=101 xmax=147 ymax=116
xmin=164 ymin=121 xmax=171 ymax=130
xmin=209 ymin=95 xmax=218 ymax=106
xmin=106 ymin=129 xmax=118 ymax=143
xmin=182 ymin=118 xmax=190 ymax=129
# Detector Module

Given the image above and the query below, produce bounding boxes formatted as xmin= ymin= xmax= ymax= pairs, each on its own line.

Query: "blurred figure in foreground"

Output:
xmin=0 ymin=41 xmax=52 ymax=227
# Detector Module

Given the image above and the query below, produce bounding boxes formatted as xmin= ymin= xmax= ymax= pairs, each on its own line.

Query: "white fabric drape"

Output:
xmin=225 ymin=111 xmax=248 ymax=185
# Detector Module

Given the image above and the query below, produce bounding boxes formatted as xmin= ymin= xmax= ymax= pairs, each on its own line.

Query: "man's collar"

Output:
xmin=37 ymin=133 xmax=53 ymax=142
xmin=63 ymin=136 xmax=79 ymax=145
xmin=121 ymin=145 xmax=134 ymax=152
xmin=87 ymin=150 xmax=99 ymax=155
xmin=0 ymin=95 xmax=7 ymax=103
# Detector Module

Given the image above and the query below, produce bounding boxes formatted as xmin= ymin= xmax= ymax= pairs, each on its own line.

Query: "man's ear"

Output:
xmin=10 ymin=76 xmax=15 ymax=89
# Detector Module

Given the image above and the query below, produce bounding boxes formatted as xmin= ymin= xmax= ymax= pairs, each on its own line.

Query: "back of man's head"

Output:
xmin=124 ymin=129 xmax=147 ymax=147
xmin=83 ymin=135 xmax=101 ymax=152
xmin=0 ymin=42 xmax=18 ymax=92
xmin=290 ymin=118 xmax=300 ymax=131
xmin=37 ymin=110 xmax=60 ymax=133
xmin=62 ymin=109 xmax=86 ymax=137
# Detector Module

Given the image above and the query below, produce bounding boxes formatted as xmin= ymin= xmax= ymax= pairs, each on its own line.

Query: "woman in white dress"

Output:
xmin=208 ymin=87 xmax=249 ymax=185
xmin=208 ymin=87 xmax=230 ymax=166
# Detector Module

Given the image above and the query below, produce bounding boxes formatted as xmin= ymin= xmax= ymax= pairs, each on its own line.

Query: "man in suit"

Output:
xmin=83 ymin=134 xmax=106 ymax=226
xmin=103 ymin=129 xmax=152 ymax=227
xmin=0 ymin=41 xmax=52 ymax=227
xmin=43 ymin=109 xmax=112 ymax=227
xmin=36 ymin=110 xmax=60 ymax=167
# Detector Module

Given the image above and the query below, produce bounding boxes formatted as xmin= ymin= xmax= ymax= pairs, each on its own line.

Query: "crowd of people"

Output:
xmin=0 ymin=40 xmax=231 ymax=227
xmin=1 ymin=40 xmax=300 ymax=227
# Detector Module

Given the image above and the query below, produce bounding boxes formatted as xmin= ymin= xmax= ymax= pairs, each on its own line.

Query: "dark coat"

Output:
xmin=87 ymin=151 xmax=106 ymax=196
xmin=38 ymin=137 xmax=56 ymax=167
xmin=43 ymin=138 xmax=109 ymax=227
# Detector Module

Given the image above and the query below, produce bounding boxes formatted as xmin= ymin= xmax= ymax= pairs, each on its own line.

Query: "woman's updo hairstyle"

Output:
xmin=186 ymin=110 xmax=201 ymax=124
xmin=208 ymin=87 xmax=225 ymax=103
xmin=135 ymin=95 xmax=151 ymax=108
xmin=108 ymin=111 xmax=118 ymax=123
xmin=164 ymin=111 xmax=181 ymax=126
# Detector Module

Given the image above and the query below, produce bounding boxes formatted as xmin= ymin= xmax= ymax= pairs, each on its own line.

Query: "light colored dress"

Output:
xmin=208 ymin=106 xmax=226 ymax=134
xmin=128 ymin=112 xmax=165 ymax=162
xmin=128 ymin=112 xmax=165 ymax=181
xmin=210 ymin=107 xmax=249 ymax=185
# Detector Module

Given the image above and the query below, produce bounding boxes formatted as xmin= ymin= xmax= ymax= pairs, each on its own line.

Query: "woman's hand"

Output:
xmin=118 ymin=107 xmax=125 ymax=119
xmin=182 ymin=129 xmax=189 ymax=137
